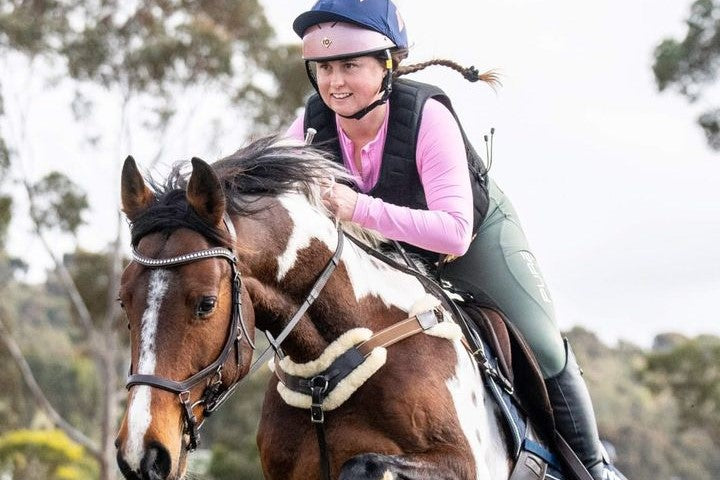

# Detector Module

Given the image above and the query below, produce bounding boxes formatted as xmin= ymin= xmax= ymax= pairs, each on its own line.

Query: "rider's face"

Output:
xmin=313 ymin=56 xmax=386 ymax=117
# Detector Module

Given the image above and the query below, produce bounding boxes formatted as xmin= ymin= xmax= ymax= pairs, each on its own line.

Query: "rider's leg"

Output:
xmin=441 ymin=178 xmax=626 ymax=480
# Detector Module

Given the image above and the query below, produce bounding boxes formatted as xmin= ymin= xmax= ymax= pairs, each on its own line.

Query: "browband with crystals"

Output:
xmin=132 ymin=213 xmax=238 ymax=267
xmin=132 ymin=247 xmax=236 ymax=267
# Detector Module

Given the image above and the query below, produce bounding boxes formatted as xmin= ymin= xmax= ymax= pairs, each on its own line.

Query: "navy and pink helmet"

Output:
xmin=293 ymin=0 xmax=408 ymax=61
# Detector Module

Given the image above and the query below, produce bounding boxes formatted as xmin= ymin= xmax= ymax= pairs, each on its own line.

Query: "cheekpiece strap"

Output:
xmin=222 ymin=212 xmax=238 ymax=246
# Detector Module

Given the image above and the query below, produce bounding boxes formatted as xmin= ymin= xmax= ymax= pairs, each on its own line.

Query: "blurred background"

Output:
xmin=0 ymin=0 xmax=718 ymax=478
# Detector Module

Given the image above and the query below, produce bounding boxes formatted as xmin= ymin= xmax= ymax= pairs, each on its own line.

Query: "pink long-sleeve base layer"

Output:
xmin=286 ymin=98 xmax=473 ymax=256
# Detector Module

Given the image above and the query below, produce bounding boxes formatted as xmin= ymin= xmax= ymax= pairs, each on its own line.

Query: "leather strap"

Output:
xmin=356 ymin=308 xmax=442 ymax=356
xmin=508 ymin=449 xmax=548 ymax=480
xmin=243 ymin=226 xmax=345 ymax=379
xmin=555 ymin=432 xmax=596 ymax=480
xmin=275 ymin=347 xmax=366 ymax=395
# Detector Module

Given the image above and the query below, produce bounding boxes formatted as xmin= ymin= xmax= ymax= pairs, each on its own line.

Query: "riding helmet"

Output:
xmin=293 ymin=0 xmax=408 ymax=60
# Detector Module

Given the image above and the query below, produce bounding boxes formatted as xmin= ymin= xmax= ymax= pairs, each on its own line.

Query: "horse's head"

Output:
xmin=115 ymin=157 xmax=256 ymax=480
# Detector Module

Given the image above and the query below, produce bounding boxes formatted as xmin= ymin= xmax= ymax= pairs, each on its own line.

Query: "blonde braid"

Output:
xmin=394 ymin=59 xmax=501 ymax=89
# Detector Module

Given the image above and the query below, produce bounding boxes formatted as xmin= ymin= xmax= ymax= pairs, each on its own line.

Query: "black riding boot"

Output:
xmin=545 ymin=339 xmax=628 ymax=480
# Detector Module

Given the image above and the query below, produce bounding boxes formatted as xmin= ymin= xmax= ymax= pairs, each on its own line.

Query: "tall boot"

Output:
xmin=544 ymin=339 xmax=628 ymax=480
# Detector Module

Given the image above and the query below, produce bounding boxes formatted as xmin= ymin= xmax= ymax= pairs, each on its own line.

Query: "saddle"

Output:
xmin=454 ymin=302 xmax=563 ymax=479
xmin=459 ymin=302 xmax=555 ymax=436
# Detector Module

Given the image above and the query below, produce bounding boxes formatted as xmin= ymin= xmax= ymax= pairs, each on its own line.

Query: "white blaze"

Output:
xmin=446 ymin=339 xmax=510 ymax=480
xmin=276 ymin=194 xmax=427 ymax=312
xmin=124 ymin=269 xmax=170 ymax=471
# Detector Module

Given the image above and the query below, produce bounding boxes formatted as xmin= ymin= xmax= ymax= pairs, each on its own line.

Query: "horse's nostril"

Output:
xmin=117 ymin=451 xmax=140 ymax=480
xmin=140 ymin=443 xmax=171 ymax=479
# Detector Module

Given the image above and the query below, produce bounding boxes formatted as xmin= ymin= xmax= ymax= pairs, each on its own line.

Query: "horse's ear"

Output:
xmin=121 ymin=156 xmax=155 ymax=222
xmin=187 ymin=157 xmax=226 ymax=227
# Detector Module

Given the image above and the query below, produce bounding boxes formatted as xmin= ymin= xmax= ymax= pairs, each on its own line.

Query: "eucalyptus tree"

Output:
xmin=645 ymin=336 xmax=720 ymax=447
xmin=653 ymin=0 xmax=720 ymax=150
xmin=0 ymin=2 xmax=306 ymax=478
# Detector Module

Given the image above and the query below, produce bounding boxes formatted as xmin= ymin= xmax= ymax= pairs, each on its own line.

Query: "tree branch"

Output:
xmin=0 ymin=308 xmax=102 ymax=459
xmin=21 ymin=178 xmax=98 ymax=344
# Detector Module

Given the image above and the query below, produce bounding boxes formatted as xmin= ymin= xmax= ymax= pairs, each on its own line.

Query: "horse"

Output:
xmin=114 ymin=135 xmax=516 ymax=480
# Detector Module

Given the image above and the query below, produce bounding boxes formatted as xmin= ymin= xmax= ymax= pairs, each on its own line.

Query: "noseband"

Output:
xmin=125 ymin=214 xmax=254 ymax=451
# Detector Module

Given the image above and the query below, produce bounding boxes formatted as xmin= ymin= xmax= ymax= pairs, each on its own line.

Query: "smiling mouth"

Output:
xmin=331 ymin=93 xmax=352 ymax=99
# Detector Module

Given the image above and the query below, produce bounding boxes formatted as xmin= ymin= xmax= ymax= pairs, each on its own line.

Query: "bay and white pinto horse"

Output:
xmin=114 ymin=136 xmax=512 ymax=480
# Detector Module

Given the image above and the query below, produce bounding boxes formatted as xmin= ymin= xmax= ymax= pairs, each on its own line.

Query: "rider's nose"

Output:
xmin=329 ymin=70 xmax=345 ymax=87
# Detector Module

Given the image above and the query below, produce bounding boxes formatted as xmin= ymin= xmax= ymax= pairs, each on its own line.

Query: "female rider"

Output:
xmin=286 ymin=1 xmax=627 ymax=479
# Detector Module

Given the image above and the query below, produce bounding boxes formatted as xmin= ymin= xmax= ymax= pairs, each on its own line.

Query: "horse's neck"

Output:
xmin=266 ymin=194 xmax=430 ymax=362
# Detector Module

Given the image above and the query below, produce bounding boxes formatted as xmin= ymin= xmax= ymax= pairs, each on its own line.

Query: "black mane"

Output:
xmin=129 ymin=135 xmax=349 ymax=248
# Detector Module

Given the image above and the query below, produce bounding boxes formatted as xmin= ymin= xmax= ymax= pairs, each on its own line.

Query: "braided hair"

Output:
xmin=381 ymin=49 xmax=501 ymax=89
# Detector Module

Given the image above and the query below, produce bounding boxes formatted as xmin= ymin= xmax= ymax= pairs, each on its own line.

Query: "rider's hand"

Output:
xmin=322 ymin=181 xmax=357 ymax=222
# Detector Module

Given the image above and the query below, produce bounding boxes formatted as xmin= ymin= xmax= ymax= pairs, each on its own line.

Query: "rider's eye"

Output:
xmin=196 ymin=296 xmax=217 ymax=318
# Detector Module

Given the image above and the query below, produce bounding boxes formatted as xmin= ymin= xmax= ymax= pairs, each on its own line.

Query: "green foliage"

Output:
xmin=0 ymin=106 xmax=10 ymax=250
xmin=568 ymin=327 xmax=720 ymax=478
xmin=0 ymin=429 xmax=97 ymax=480
xmin=248 ymin=43 xmax=308 ymax=132
xmin=0 ymin=278 xmax=94 ymax=434
xmin=208 ymin=443 xmax=264 ymax=480
xmin=698 ymin=108 xmax=720 ymax=149
xmin=0 ymin=345 xmax=29 ymax=433
xmin=29 ymin=172 xmax=88 ymax=236
xmin=0 ymin=0 xmax=307 ymax=131
xmin=0 ymin=195 xmax=11 ymax=248
xmin=203 ymin=345 xmax=270 ymax=480
xmin=644 ymin=335 xmax=720 ymax=445
xmin=0 ymin=1 xmax=72 ymax=55
xmin=652 ymin=0 xmax=720 ymax=149
xmin=26 ymin=353 xmax=100 ymax=435
xmin=63 ymin=248 xmax=125 ymax=326
xmin=0 ymin=137 xmax=8 ymax=176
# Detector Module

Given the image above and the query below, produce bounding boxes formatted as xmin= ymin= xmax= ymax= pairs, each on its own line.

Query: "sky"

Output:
xmin=4 ymin=0 xmax=719 ymax=348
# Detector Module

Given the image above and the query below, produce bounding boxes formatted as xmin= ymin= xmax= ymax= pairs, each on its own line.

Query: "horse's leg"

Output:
xmin=338 ymin=448 xmax=481 ymax=480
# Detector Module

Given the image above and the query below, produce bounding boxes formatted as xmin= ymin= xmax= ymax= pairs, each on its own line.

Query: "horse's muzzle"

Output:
xmin=117 ymin=442 xmax=172 ymax=480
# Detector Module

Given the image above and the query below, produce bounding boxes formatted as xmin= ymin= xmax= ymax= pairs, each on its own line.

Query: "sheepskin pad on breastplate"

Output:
xmin=269 ymin=295 xmax=463 ymax=410
xmin=269 ymin=328 xmax=387 ymax=410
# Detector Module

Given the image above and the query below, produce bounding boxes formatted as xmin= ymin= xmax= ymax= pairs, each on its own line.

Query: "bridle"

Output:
xmin=125 ymin=214 xmax=254 ymax=451
xmin=124 ymin=213 xmax=344 ymax=452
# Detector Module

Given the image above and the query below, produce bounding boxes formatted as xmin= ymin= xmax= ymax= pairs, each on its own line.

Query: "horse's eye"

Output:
xmin=196 ymin=296 xmax=217 ymax=318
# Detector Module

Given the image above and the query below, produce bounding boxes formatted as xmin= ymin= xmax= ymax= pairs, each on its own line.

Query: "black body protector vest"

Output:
xmin=304 ymin=78 xmax=489 ymax=267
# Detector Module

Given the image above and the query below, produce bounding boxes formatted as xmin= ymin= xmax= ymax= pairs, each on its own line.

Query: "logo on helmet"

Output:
xmin=321 ymin=37 xmax=332 ymax=48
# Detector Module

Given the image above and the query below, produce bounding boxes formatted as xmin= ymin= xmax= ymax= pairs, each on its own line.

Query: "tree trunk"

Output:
xmin=99 ymin=339 xmax=119 ymax=480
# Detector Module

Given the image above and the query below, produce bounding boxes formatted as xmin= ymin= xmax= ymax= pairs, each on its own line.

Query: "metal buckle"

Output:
xmin=484 ymin=362 xmax=514 ymax=395
xmin=417 ymin=309 xmax=439 ymax=330
xmin=178 ymin=391 xmax=200 ymax=451
xmin=310 ymin=376 xmax=329 ymax=424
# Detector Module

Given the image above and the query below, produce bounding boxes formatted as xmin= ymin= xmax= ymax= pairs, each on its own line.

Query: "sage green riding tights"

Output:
xmin=442 ymin=178 xmax=566 ymax=377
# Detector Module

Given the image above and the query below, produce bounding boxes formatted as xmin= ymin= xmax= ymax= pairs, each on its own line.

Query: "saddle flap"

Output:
xmin=460 ymin=302 xmax=556 ymax=438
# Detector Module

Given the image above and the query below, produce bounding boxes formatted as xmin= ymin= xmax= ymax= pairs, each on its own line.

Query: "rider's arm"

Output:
xmin=351 ymin=99 xmax=473 ymax=256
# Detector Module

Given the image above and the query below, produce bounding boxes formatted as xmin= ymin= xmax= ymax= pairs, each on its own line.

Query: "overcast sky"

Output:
xmin=5 ymin=0 xmax=719 ymax=348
